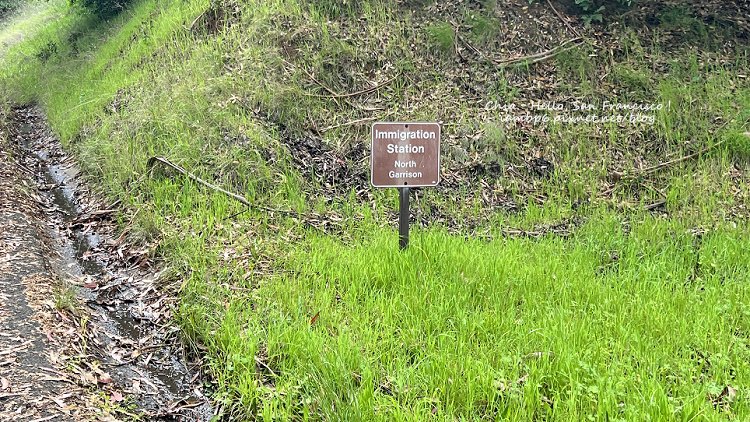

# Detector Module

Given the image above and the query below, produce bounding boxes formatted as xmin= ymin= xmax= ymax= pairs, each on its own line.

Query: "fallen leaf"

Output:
xmin=1 ymin=377 xmax=9 ymax=391
xmin=49 ymin=395 xmax=66 ymax=409
xmin=709 ymin=385 xmax=738 ymax=408
xmin=111 ymin=390 xmax=124 ymax=402
xmin=131 ymin=379 xmax=141 ymax=393
xmin=82 ymin=372 xmax=97 ymax=385
xmin=721 ymin=385 xmax=737 ymax=403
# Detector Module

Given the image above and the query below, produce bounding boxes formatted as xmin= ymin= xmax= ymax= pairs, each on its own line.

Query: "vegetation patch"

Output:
xmin=1 ymin=0 xmax=749 ymax=419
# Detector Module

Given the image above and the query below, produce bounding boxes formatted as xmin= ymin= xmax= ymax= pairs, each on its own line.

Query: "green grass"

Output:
xmin=174 ymin=210 xmax=750 ymax=420
xmin=1 ymin=0 xmax=749 ymax=420
xmin=425 ymin=22 xmax=455 ymax=54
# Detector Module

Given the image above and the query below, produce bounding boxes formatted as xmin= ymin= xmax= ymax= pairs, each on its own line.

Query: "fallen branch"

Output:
xmin=645 ymin=200 xmax=667 ymax=211
xmin=641 ymin=139 xmax=728 ymax=175
xmin=455 ymin=32 xmax=583 ymax=68
xmin=305 ymin=74 xmax=399 ymax=99
xmin=494 ymin=37 xmax=582 ymax=68
xmin=72 ymin=208 xmax=118 ymax=225
xmin=147 ymin=156 xmax=306 ymax=218
xmin=453 ymin=28 xmax=488 ymax=60
xmin=296 ymin=64 xmax=384 ymax=112
xmin=147 ymin=156 xmax=251 ymax=206
xmin=301 ymin=66 xmax=341 ymax=99
xmin=547 ymin=0 xmax=581 ymax=37
xmin=611 ymin=120 xmax=738 ymax=180
xmin=255 ymin=356 xmax=279 ymax=378
xmin=612 ymin=139 xmax=728 ymax=181
xmin=188 ymin=9 xmax=207 ymax=32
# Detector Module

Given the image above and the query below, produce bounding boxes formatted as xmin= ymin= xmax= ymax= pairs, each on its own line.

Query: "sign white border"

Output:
xmin=370 ymin=122 xmax=441 ymax=188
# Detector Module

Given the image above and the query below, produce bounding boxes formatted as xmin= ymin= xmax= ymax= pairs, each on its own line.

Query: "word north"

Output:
xmin=394 ymin=160 xmax=417 ymax=168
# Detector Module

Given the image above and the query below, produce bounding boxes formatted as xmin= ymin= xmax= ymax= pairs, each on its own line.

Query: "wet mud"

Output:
xmin=8 ymin=106 xmax=214 ymax=421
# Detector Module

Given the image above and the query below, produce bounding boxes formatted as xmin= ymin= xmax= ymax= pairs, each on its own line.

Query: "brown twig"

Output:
xmin=641 ymin=139 xmax=728 ymax=175
xmin=452 ymin=27 xmax=487 ymax=60
xmin=188 ymin=9 xmax=208 ymax=32
xmin=305 ymin=74 xmax=399 ymax=99
xmin=611 ymin=120 xmax=737 ymax=180
xmin=148 ymin=156 xmax=251 ymax=206
xmin=148 ymin=156 xmax=306 ymax=218
xmin=645 ymin=200 xmax=667 ymax=211
xmin=610 ymin=140 xmax=727 ymax=181
xmin=494 ymin=37 xmax=583 ymax=67
xmin=254 ymin=356 xmax=279 ymax=378
xmin=547 ymin=0 xmax=581 ymax=37
xmin=297 ymin=65 xmax=348 ymax=109
xmin=301 ymin=67 xmax=340 ymax=98
xmin=456 ymin=32 xmax=583 ymax=68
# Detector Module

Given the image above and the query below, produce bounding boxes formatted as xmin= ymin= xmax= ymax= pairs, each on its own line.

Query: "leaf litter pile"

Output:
xmin=0 ymin=106 xmax=214 ymax=421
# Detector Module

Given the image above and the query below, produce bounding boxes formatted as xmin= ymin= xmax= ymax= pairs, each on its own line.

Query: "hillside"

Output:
xmin=1 ymin=0 xmax=750 ymax=420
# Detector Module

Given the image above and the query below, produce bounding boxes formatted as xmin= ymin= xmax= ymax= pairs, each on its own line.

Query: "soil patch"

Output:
xmin=2 ymin=106 xmax=215 ymax=421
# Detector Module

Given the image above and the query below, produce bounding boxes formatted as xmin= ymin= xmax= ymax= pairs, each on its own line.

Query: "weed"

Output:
xmin=425 ymin=21 xmax=454 ymax=55
xmin=466 ymin=12 xmax=498 ymax=44
xmin=54 ymin=282 xmax=78 ymax=313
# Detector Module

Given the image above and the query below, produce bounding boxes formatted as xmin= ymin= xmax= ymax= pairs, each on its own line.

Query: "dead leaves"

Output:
xmin=709 ymin=385 xmax=738 ymax=410
xmin=110 ymin=390 xmax=124 ymax=403
xmin=310 ymin=311 xmax=320 ymax=326
xmin=0 ymin=106 xmax=212 ymax=420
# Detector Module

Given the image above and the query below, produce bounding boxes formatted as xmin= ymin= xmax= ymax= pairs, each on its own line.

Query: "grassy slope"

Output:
xmin=1 ymin=0 xmax=750 ymax=420
xmin=0 ymin=1 xmax=64 ymax=56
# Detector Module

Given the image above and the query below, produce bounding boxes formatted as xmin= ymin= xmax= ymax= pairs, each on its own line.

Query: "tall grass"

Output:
xmin=178 ymin=215 xmax=750 ymax=420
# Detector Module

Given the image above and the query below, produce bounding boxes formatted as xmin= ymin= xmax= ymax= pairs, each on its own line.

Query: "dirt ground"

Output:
xmin=0 ymin=107 xmax=214 ymax=421
xmin=0 ymin=125 xmax=78 ymax=421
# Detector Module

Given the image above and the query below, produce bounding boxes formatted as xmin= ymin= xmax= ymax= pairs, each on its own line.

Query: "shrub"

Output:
xmin=562 ymin=0 xmax=637 ymax=23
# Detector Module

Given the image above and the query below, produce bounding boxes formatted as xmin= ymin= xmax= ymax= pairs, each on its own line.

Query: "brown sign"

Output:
xmin=371 ymin=122 xmax=441 ymax=188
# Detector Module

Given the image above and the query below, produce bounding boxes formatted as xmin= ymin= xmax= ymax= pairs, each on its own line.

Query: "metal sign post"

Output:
xmin=371 ymin=122 xmax=440 ymax=250
xmin=399 ymin=187 xmax=410 ymax=249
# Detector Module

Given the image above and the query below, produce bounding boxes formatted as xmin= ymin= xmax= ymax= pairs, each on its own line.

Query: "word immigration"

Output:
xmin=371 ymin=122 xmax=441 ymax=188
xmin=374 ymin=128 xmax=438 ymax=142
